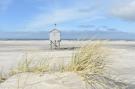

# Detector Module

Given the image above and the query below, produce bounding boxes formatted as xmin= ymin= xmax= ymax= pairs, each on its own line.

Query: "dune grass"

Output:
xmin=8 ymin=42 xmax=108 ymax=76
xmin=9 ymin=42 xmax=108 ymax=75
xmin=64 ymin=42 xmax=112 ymax=88
xmin=67 ymin=42 xmax=107 ymax=74
xmin=9 ymin=53 xmax=49 ymax=76
xmin=0 ymin=70 xmax=6 ymax=83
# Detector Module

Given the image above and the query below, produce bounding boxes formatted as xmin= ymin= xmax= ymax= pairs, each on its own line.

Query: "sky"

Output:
xmin=0 ymin=0 xmax=135 ymax=33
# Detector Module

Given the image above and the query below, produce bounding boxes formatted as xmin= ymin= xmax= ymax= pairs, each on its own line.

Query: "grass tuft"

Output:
xmin=67 ymin=42 xmax=108 ymax=74
xmin=9 ymin=53 xmax=49 ymax=76
xmin=64 ymin=42 xmax=114 ymax=88
xmin=0 ymin=70 xmax=6 ymax=83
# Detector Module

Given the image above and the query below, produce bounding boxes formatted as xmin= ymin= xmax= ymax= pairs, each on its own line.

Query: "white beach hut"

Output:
xmin=49 ymin=28 xmax=61 ymax=49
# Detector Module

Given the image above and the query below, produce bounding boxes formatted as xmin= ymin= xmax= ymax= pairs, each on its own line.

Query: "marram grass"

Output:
xmin=0 ymin=71 xmax=6 ymax=83
xmin=67 ymin=42 xmax=108 ymax=74
xmin=9 ymin=42 xmax=108 ymax=75
xmin=9 ymin=53 xmax=49 ymax=76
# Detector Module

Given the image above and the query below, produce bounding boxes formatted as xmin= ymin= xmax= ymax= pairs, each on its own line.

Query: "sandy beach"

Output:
xmin=0 ymin=40 xmax=135 ymax=88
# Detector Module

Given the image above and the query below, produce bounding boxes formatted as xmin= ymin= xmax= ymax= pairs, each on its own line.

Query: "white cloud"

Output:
xmin=24 ymin=6 xmax=99 ymax=30
xmin=0 ymin=0 xmax=12 ymax=11
xmin=29 ymin=9 xmax=80 ymax=28
xmin=23 ymin=0 xmax=101 ymax=31
xmin=111 ymin=0 xmax=135 ymax=21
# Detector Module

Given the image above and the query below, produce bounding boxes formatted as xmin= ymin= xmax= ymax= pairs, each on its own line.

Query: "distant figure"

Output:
xmin=49 ymin=24 xmax=61 ymax=49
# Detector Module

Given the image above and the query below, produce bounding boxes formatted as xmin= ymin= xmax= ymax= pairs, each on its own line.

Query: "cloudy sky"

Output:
xmin=0 ymin=0 xmax=135 ymax=33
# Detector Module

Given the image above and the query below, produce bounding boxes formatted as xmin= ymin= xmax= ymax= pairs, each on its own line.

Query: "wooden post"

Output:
xmin=54 ymin=40 xmax=56 ymax=49
xmin=50 ymin=41 xmax=51 ymax=50
xmin=58 ymin=40 xmax=60 ymax=48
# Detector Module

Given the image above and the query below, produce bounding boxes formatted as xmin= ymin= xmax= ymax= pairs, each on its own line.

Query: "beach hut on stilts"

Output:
xmin=49 ymin=24 xmax=61 ymax=49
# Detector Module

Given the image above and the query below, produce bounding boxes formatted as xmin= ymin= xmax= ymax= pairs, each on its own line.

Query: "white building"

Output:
xmin=49 ymin=29 xmax=61 ymax=49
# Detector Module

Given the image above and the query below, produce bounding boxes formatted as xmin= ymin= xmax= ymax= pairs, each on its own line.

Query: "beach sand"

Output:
xmin=0 ymin=40 xmax=135 ymax=87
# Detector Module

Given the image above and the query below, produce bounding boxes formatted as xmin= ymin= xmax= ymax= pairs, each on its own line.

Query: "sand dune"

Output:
xmin=0 ymin=40 xmax=135 ymax=88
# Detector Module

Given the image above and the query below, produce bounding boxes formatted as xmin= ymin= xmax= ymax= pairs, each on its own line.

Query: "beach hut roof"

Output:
xmin=50 ymin=29 xmax=60 ymax=33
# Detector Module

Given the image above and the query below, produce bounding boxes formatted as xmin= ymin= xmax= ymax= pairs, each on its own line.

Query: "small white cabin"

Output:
xmin=50 ymin=29 xmax=61 ymax=41
xmin=49 ymin=29 xmax=61 ymax=49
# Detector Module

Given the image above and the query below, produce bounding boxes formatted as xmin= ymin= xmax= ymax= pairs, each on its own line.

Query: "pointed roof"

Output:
xmin=50 ymin=28 xmax=60 ymax=33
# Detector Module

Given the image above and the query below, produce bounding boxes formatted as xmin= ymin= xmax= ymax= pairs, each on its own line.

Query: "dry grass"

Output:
xmin=64 ymin=42 xmax=121 ymax=89
xmin=8 ymin=41 xmax=108 ymax=75
xmin=9 ymin=53 xmax=49 ymax=76
xmin=63 ymin=42 xmax=125 ymax=89
xmin=9 ymin=42 xmax=108 ymax=75
xmin=0 ymin=70 xmax=6 ymax=83
xmin=67 ymin=42 xmax=108 ymax=74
